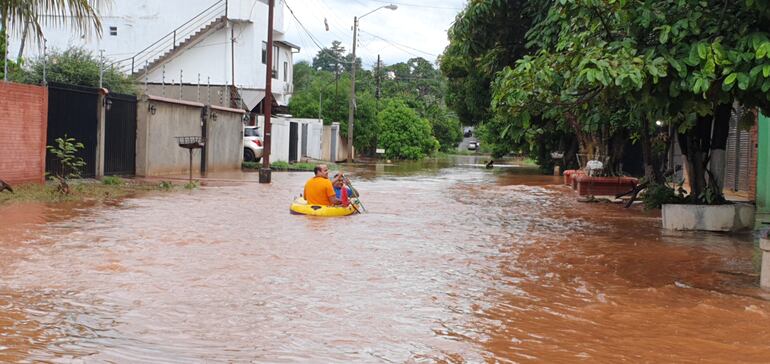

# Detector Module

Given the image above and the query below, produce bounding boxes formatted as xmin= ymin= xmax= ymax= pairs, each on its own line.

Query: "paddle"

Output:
xmin=341 ymin=175 xmax=367 ymax=213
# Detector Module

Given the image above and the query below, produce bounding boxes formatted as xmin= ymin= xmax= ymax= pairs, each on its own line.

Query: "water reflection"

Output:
xmin=0 ymin=157 xmax=767 ymax=362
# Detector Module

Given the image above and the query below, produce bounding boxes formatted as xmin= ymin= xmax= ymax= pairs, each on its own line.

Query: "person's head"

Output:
xmin=314 ymin=164 xmax=329 ymax=178
xmin=332 ymin=174 xmax=344 ymax=188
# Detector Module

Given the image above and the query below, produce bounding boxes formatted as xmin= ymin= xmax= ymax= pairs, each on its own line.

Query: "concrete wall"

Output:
xmin=208 ymin=105 xmax=245 ymax=171
xmin=0 ymin=82 xmax=48 ymax=185
xmin=321 ymin=123 xmax=352 ymax=162
xmin=294 ymin=118 xmax=323 ymax=160
xmin=270 ymin=117 xmax=291 ymax=163
xmin=136 ymin=95 xmax=204 ymax=176
xmin=257 ymin=117 xmax=327 ymax=163
xmin=136 ymin=94 xmax=243 ymax=176
xmin=144 ymin=84 xmax=231 ymax=108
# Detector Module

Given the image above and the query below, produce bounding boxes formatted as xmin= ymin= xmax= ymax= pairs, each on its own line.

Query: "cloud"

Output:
xmin=282 ymin=0 xmax=465 ymax=68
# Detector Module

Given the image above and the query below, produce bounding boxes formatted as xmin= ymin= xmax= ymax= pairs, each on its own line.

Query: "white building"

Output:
xmin=10 ymin=0 xmax=298 ymax=110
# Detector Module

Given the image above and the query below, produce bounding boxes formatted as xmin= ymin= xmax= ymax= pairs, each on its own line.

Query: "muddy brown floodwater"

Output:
xmin=1 ymin=156 xmax=769 ymax=363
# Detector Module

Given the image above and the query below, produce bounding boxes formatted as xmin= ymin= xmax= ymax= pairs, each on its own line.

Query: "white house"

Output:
xmin=10 ymin=0 xmax=298 ymax=110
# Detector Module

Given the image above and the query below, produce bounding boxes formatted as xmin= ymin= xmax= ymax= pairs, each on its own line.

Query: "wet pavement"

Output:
xmin=1 ymin=156 xmax=768 ymax=363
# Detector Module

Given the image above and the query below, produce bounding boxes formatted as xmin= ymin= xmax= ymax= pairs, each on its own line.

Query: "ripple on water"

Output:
xmin=0 ymin=165 xmax=768 ymax=362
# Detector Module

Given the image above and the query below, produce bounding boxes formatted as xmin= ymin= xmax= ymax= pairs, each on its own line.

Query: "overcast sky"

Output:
xmin=281 ymin=0 xmax=467 ymax=69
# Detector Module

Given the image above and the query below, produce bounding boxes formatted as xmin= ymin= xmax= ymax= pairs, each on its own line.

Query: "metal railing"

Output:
xmin=112 ymin=0 xmax=227 ymax=75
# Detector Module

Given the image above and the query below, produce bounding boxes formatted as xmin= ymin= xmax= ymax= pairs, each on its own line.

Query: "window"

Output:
xmin=261 ymin=41 xmax=267 ymax=64
xmin=272 ymin=45 xmax=279 ymax=79
xmin=283 ymin=61 xmax=288 ymax=82
xmin=109 ymin=26 xmax=117 ymax=36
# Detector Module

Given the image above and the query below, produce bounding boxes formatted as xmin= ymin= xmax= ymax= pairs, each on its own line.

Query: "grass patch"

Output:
xmin=271 ymin=161 xmax=317 ymax=171
xmin=101 ymin=175 xmax=124 ymax=185
xmin=0 ymin=179 xmax=165 ymax=206
xmin=242 ymin=161 xmax=336 ymax=172
xmin=242 ymin=161 xmax=260 ymax=170
xmin=184 ymin=180 xmax=200 ymax=189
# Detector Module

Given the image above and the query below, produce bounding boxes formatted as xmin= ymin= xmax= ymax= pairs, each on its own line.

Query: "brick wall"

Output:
xmin=749 ymin=110 xmax=759 ymax=202
xmin=0 ymin=82 xmax=48 ymax=185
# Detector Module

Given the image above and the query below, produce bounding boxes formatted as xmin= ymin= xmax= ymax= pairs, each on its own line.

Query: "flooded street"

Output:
xmin=1 ymin=157 xmax=769 ymax=363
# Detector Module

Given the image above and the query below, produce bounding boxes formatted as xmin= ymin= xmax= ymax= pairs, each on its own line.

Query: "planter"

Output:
xmin=574 ymin=175 xmax=638 ymax=196
xmin=661 ymin=203 xmax=755 ymax=232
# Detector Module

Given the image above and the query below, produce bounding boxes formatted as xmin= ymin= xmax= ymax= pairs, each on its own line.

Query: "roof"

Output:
xmin=275 ymin=40 xmax=301 ymax=51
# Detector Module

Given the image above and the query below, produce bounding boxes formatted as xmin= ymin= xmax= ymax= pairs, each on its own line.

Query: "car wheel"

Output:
xmin=244 ymin=148 xmax=255 ymax=162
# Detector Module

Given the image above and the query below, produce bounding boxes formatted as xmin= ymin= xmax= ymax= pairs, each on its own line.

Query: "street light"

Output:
xmin=346 ymin=4 xmax=397 ymax=163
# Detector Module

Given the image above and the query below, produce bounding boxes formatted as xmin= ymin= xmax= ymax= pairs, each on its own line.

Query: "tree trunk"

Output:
xmin=564 ymin=136 xmax=579 ymax=170
xmin=17 ymin=22 xmax=29 ymax=62
xmin=608 ymin=131 xmax=626 ymax=176
xmin=677 ymin=113 xmax=713 ymax=202
xmin=708 ymin=102 xmax=732 ymax=193
xmin=639 ymin=117 xmax=664 ymax=183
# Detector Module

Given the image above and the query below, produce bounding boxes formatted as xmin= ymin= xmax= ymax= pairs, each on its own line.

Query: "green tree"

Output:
xmin=377 ymin=100 xmax=439 ymax=160
xmin=487 ymin=0 xmax=770 ymax=202
xmin=312 ymin=40 xmax=346 ymax=73
xmin=292 ymin=61 xmax=314 ymax=92
xmin=440 ymin=0 xmax=541 ymax=126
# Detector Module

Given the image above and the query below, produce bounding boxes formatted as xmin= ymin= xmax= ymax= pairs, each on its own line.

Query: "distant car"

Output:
xmin=464 ymin=130 xmax=473 ymax=138
xmin=467 ymin=141 xmax=479 ymax=151
xmin=244 ymin=126 xmax=263 ymax=162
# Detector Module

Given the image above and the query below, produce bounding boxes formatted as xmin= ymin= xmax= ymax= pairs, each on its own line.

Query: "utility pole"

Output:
xmin=334 ymin=64 xmax=340 ymax=116
xmin=346 ymin=5 xmax=397 ymax=163
xmin=376 ymin=54 xmax=381 ymax=112
xmin=259 ymin=0 xmax=275 ymax=183
xmin=346 ymin=16 xmax=358 ymax=163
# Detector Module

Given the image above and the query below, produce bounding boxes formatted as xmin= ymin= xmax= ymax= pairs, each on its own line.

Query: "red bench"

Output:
xmin=574 ymin=175 xmax=638 ymax=196
xmin=563 ymin=169 xmax=586 ymax=188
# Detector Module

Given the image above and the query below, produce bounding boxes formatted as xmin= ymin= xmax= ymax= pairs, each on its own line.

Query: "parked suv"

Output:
xmin=244 ymin=126 xmax=263 ymax=162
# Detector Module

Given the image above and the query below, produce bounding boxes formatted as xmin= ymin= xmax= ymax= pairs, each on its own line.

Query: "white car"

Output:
xmin=244 ymin=126 xmax=263 ymax=162
xmin=467 ymin=141 xmax=479 ymax=151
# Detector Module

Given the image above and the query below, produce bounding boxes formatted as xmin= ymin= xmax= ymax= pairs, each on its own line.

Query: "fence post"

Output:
xmin=179 ymin=69 xmax=183 ymax=99
xmin=95 ymin=89 xmax=108 ymax=178
xmin=144 ymin=61 xmax=149 ymax=94
xmin=162 ymin=65 xmax=166 ymax=97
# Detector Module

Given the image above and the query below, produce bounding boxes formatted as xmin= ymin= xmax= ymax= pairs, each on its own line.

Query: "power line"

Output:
xmin=284 ymin=0 xmax=350 ymax=64
xmin=308 ymin=0 xmax=353 ymax=44
xmin=363 ymin=0 xmax=464 ymax=10
xmin=358 ymin=29 xmax=437 ymax=58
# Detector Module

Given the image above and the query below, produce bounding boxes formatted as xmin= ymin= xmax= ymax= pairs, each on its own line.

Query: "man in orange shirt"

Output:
xmin=303 ymin=164 xmax=340 ymax=206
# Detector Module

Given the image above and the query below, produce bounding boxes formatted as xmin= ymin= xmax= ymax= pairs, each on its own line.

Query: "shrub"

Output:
xmin=46 ymin=135 xmax=86 ymax=195
xmin=23 ymin=47 xmax=136 ymax=94
xmin=159 ymin=181 xmax=174 ymax=190
xmin=642 ymin=183 xmax=687 ymax=210
xmin=377 ymin=100 xmax=439 ymax=160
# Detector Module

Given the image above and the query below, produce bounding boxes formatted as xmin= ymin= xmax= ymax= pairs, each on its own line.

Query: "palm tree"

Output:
xmin=1 ymin=0 xmax=105 ymax=79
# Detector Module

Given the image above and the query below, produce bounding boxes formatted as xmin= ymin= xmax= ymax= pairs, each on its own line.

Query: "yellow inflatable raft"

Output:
xmin=289 ymin=197 xmax=358 ymax=217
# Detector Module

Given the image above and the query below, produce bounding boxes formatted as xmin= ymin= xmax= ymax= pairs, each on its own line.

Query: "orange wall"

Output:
xmin=0 ymin=82 xmax=48 ymax=185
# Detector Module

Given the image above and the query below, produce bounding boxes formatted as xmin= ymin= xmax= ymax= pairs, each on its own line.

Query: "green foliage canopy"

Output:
xmin=377 ymin=100 xmax=439 ymax=160
xmin=22 ymin=47 xmax=136 ymax=94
